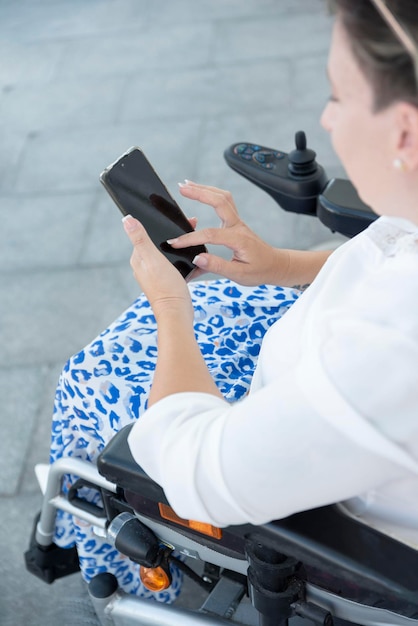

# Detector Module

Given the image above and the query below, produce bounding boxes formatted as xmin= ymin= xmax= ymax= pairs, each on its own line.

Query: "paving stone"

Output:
xmin=120 ymin=59 xmax=292 ymax=123
xmin=19 ymin=362 xmax=66 ymax=495
xmin=0 ymin=192 xmax=95 ymax=271
xmin=0 ymin=267 xmax=136 ymax=368
xmin=0 ymin=0 xmax=143 ymax=43
xmin=57 ymin=22 xmax=214 ymax=78
xmin=213 ymin=13 xmax=331 ymax=64
xmin=0 ymin=129 xmax=27 ymax=192
xmin=14 ymin=118 xmax=203 ymax=194
xmin=140 ymin=0 xmax=323 ymax=24
xmin=0 ymin=76 xmax=125 ymax=133
xmin=79 ymin=192 xmax=134 ymax=266
xmin=291 ymin=53 xmax=331 ymax=113
xmin=0 ymin=367 xmax=46 ymax=495
xmin=0 ymin=39 xmax=63 ymax=87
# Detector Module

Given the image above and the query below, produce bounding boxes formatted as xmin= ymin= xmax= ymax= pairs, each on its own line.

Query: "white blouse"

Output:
xmin=128 ymin=216 xmax=418 ymax=547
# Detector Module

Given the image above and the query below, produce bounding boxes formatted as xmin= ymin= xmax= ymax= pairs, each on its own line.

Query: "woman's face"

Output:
xmin=321 ymin=18 xmax=396 ymax=214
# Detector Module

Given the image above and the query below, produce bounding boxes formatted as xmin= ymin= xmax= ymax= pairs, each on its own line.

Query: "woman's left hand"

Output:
xmin=123 ymin=215 xmax=194 ymax=323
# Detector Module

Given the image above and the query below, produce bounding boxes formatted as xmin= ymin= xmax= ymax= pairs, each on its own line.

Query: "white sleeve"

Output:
xmin=312 ymin=315 xmax=418 ymax=460
xmin=128 ymin=367 xmax=408 ymax=527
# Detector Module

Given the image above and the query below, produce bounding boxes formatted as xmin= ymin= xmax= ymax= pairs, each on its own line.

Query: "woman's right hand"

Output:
xmin=171 ymin=181 xmax=289 ymax=286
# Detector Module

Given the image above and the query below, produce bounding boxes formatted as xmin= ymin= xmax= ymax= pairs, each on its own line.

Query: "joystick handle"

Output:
xmin=288 ymin=131 xmax=318 ymax=177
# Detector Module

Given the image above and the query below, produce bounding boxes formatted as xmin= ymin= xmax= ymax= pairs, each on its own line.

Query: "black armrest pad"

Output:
xmin=262 ymin=506 xmax=418 ymax=595
xmin=97 ymin=424 xmax=169 ymax=504
xmin=318 ymin=178 xmax=377 ymax=237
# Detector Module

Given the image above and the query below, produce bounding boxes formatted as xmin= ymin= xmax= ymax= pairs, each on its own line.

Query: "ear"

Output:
xmin=394 ymin=102 xmax=418 ymax=171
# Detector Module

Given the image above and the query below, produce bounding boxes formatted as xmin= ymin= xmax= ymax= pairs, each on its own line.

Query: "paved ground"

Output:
xmin=0 ymin=1 xmax=346 ymax=624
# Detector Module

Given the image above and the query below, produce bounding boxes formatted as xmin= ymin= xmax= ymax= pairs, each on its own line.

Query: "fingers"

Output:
xmin=178 ymin=180 xmax=240 ymax=228
xmin=168 ymin=224 xmax=241 ymax=250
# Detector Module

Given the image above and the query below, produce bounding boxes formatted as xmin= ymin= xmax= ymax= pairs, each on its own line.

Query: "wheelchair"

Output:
xmin=25 ymin=132 xmax=418 ymax=626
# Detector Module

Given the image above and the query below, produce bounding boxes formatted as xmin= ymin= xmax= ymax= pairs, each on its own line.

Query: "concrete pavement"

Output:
xmin=0 ymin=1 xmax=345 ymax=624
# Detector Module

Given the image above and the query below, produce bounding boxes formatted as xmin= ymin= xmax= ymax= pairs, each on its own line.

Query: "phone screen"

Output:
xmin=100 ymin=147 xmax=206 ymax=278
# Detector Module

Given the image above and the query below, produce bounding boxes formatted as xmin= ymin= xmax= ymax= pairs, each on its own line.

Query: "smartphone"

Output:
xmin=100 ymin=147 xmax=206 ymax=279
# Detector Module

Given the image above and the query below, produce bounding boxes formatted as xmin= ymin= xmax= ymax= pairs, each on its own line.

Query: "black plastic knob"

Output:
xmin=108 ymin=512 xmax=162 ymax=566
xmin=89 ymin=573 xmax=118 ymax=599
xmin=288 ymin=131 xmax=318 ymax=177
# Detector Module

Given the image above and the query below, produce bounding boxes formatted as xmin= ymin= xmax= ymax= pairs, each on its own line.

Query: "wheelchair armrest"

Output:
xmin=317 ymin=178 xmax=377 ymax=238
xmin=251 ymin=507 xmax=418 ymax=618
xmin=260 ymin=506 xmax=418 ymax=595
xmin=97 ymin=424 xmax=169 ymax=505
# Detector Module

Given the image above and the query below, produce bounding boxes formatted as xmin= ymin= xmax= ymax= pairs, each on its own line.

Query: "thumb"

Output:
xmin=193 ymin=252 xmax=242 ymax=281
xmin=122 ymin=214 xmax=150 ymax=246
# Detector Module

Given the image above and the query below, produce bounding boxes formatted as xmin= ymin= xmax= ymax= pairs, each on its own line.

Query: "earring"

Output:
xmin=393 ymin=157 xmax=407 ymax=172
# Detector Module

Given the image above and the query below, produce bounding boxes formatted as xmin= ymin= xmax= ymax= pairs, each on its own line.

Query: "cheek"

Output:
xmin=325 ymin=108 xmax=370 ymax=181
xmin=336 ymin=121 xmax=385 ymax=207
xmin=327 ymin=117 xmax=353 ymax=171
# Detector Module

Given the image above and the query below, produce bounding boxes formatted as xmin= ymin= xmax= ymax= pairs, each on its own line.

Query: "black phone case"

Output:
xmin=100 ymin=147 xmax=206 ymax=279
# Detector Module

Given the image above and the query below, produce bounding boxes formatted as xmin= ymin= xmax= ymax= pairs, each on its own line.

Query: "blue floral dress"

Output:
xmin=50 ymin=279 xmax=300 ymax=602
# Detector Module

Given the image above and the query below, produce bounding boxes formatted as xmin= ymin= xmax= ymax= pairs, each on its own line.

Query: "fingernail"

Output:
xmin=178 ymin=182 xmax=186 ymax=188
xmin=122 ymin=214 xmax=137 ymax=232
xmin=193 ymin=254 xmax=207 ymax=267
xmin=167 ymin=237 xmax=178 ymax=245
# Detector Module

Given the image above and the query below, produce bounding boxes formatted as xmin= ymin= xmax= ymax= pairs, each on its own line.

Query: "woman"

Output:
xmin=51 ymin=0 xmax=418 ymax=601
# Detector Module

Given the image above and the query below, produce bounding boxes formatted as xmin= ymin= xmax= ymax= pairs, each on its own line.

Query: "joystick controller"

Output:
xmin=224 ymin=131 xmax=377 ymax=236
xmin=224 ymin=131 xmax=328 ymax=215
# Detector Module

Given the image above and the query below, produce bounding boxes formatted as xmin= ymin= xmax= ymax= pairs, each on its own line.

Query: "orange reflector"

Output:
xmin=158 ymin=502 xmax=222 ymax=539
xmin=140 ymin=565 xmax=171 ymax=592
